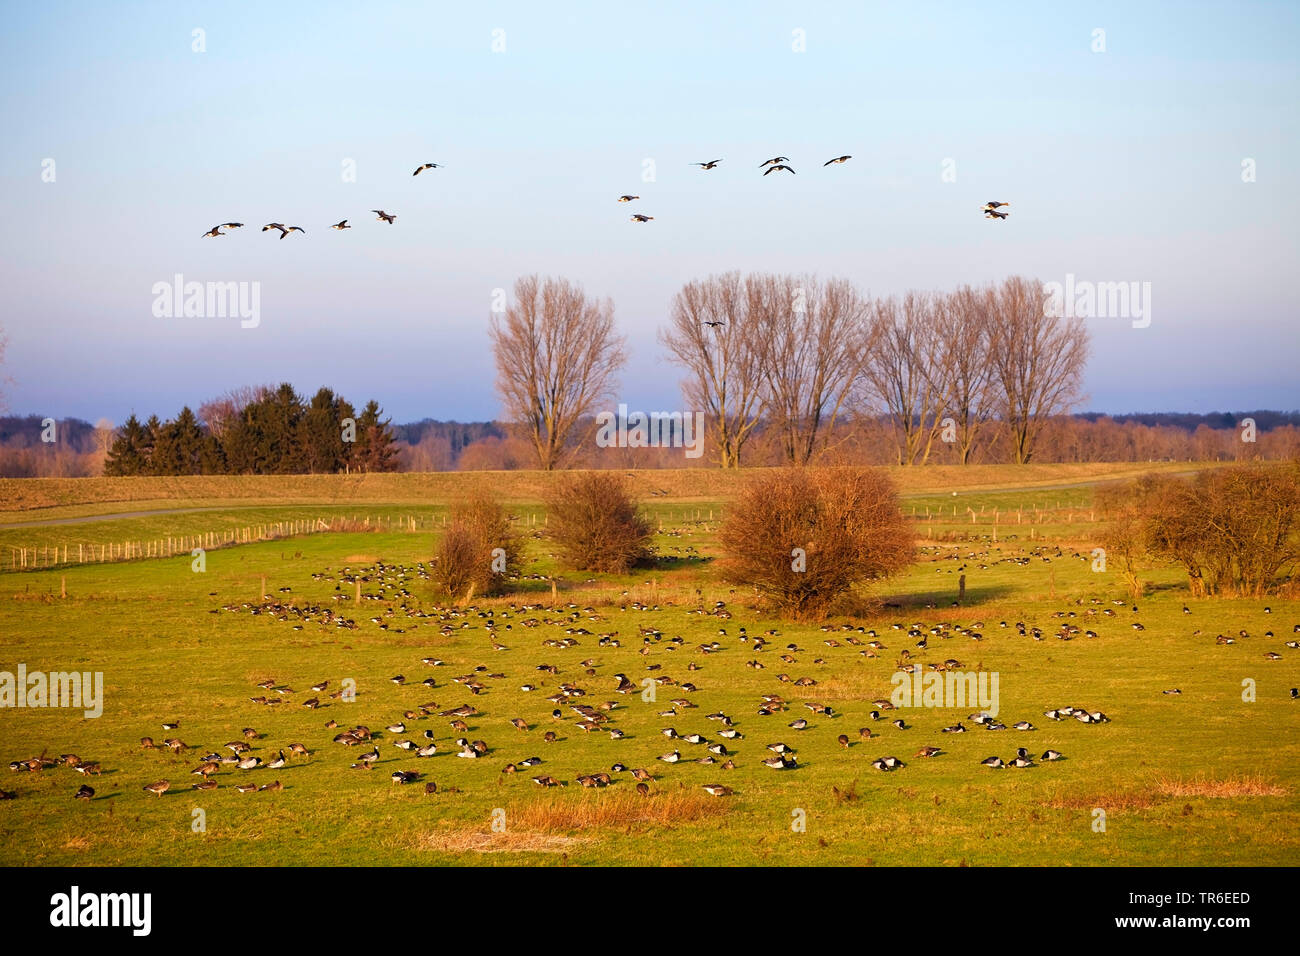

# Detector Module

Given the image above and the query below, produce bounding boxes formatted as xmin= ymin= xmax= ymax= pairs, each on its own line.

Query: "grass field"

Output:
xmin=2 ymin=465 xmax=1296 ymax=866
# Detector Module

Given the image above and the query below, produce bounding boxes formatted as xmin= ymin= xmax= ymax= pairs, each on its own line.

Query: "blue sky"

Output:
xmin=1 ymin=0 xmax=1297 ymax=424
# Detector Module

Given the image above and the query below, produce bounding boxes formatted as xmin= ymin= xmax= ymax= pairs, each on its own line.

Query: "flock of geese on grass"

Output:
xmin=5 ymin=549 xmax=1295 ymax=803
xmin=198 ymin=155 xmax=1012 ymax=235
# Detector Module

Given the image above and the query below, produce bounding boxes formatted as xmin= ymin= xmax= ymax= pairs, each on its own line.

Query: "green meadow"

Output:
xmin=1 ymin=466 xmax=1296 ymax=866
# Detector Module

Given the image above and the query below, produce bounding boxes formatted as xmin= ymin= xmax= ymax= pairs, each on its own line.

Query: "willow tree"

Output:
xmin=987 ymin=276 xmax=1090 ymax=464
xmin=489 ymin=276 xmax=625 ymax=470
xmin=659 ymin=272 xmax=764 ymax=468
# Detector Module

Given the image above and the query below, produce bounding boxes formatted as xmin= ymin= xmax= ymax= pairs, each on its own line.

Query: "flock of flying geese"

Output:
xmin=198 ymin=156 xmax=1011 ymax=234
xmin=200 ymin=162 xmax=440 ymax=238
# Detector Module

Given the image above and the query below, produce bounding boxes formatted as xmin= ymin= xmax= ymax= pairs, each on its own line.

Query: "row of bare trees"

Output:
xmin=491 ymin=272 xmax=1091 ymax=469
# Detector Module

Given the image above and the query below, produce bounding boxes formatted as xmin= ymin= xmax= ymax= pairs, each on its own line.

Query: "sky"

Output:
xmin=1 ymin=0 xmax=1297 ymax=426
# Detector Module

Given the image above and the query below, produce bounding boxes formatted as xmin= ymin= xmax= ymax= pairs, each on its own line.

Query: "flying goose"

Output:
xmin=413 ymin=163 xmax=441 ymax=175
xmin=983 ymin=201 xmax=1010 ymax=210
xmin=759 ymin=157 xmax=789 ymax=167
xmin=984 ymin=209 xmax=1008 ymax=220
xmin=693 ymin=160 xmax=722 ymax=169
xmin=220 ymin=222 xmax=244 ymax=230
xmin=201 ymin=226 xmax=225 ymax=238
xmin=282 ymin=226 xmax=306 ymax=238
xmin=373 ymin=209 xmax=396 ymax=224
xmin=763 ymin=164 xmax=795 ymax=176
xmin=262 ymin=223 xmax=288 ymax=236
xmin=330 ymin=220 xmax=351 ymax=230
xmin=631 ymin=214 xmax=654 ymax=222
xmin=617 ymin=195 xmax=640 ymax=203
xmin=823 ymin=155 xmax=852 ymax=165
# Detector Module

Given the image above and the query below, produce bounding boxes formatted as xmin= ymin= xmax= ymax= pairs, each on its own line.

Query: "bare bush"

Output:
xmin=546 ymin=472 xmax=652 ymax=573
xmin=434 ymin=492 xmax=522 ymax=599
xmin=719 ymin=467 xmax=914 ymax=619
xmin=1107 ymin=463 xmax=1300 ymax=597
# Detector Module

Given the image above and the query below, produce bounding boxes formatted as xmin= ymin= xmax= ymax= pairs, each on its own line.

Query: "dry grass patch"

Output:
xmin=1153 ymin=773 xmax=1287 ymax=799
xmin=509 ymin=785 xmax=726 ymax=832
xmin=405 ymin=829 xmax=586 ymax=854
xmin=1048 ymin=773 xmax=1287 ymax=812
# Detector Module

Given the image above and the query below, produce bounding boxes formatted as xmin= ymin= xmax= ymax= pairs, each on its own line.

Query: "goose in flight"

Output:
xmin=330 ymin=220 xmax=351 ymax=230
xmin=413 ymin=163 xmax=442 ymax=176
xmin=373 ymin=209 xmax=396 ymax=224
xmin=617 ymin=195 xmax=640 ymax=203
xmin=763 ymin=164 xmax=795 ymax=176
xmin=281 ymin=225 xmax=306 ymax=239
xmin=202 ymin=226 xmax=225 ymax=238
xmin=984 ymin=209 xmax=1008 ymax=220
xmin=631 ymin=213 xmax=654 ymax=222
xmin=759 ymin=156 xmax=790 ymax=168
xmin=983 ymin=201 xmax=1010 ymax=210
xmin=262 ymin=223 xmax=288 ymax=237
xmin=823 ymin=155 xmax=852 ymax=166
xmin=703 ymin=320 xmax=725 ymax=328
xmin=693 ymin=159 xmax=722 ymax=170
xmin=220 ymin=222 xmax=244 ymax=230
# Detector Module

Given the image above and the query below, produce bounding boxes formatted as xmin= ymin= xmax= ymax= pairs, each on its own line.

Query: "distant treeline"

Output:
xmin=1075 ymin=410 xmax=1300 ymax=431
xmin=1 ymin=405 xmax=1296 ymax=477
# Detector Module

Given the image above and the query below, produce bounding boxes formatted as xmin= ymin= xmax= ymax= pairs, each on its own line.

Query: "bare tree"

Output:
xmin=489 ymin=275 xmax=625 ymax=470
xmin=0 ymin=324 xmax=9 ymax=414
xmin=987 ymin=276 xmax=1090 ymax=464
xmin=933 ymin=284 xmax=996 ymax=464
xmin=659 ymin=273 xmax=765 ymax=467
xmin=753 ymin=275 xmax=873 ymax=465
xmin=198 ymin=384 xmax=273 ymax=441
xmin=863 ymin=292 xmax=949 ymax=465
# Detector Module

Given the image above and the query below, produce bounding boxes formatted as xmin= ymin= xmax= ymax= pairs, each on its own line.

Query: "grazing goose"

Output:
xmin=143 ymin=780 xmax=170 ymax=797
xmin=413 ymin=163 xmax=441 ymax=175
xmin=235 ymin=783 xmax=258 ymax=793
xmin=391 ymin=771 xmax=419 ymax=785
xmin=942 ymin=722 xmax=966 ymax=734
xmin=1041 ymin=750 xmax=1064 ymax=761
xmin=268 ymin=750 xmax=287 ymax=769
xmin=192 ymin=779 xmax=218 ymax=792
xmin=659 ymin=750 xmax=681 ymax=763
xmin=1012 ymin=721 xmax=1035 ymax=731
xmin=823 ymin=155 xmax=852 ymax=165
xmin=636 ymin=782 xmax=650 ymax=797
xmin=372 ymin=209 xmax=396 ymax=224
xmin=74 ymin=785 xmax=95 ymax=800
xmin=980 ymin=756 xmax=1005 ymax=769
xmin=915 ymin=746 xmax=942 ymax=758
xmin=259 ymin=780 xmax=283 ymax=792
xmin=702 ymin=784 xmax=733 ymax=797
